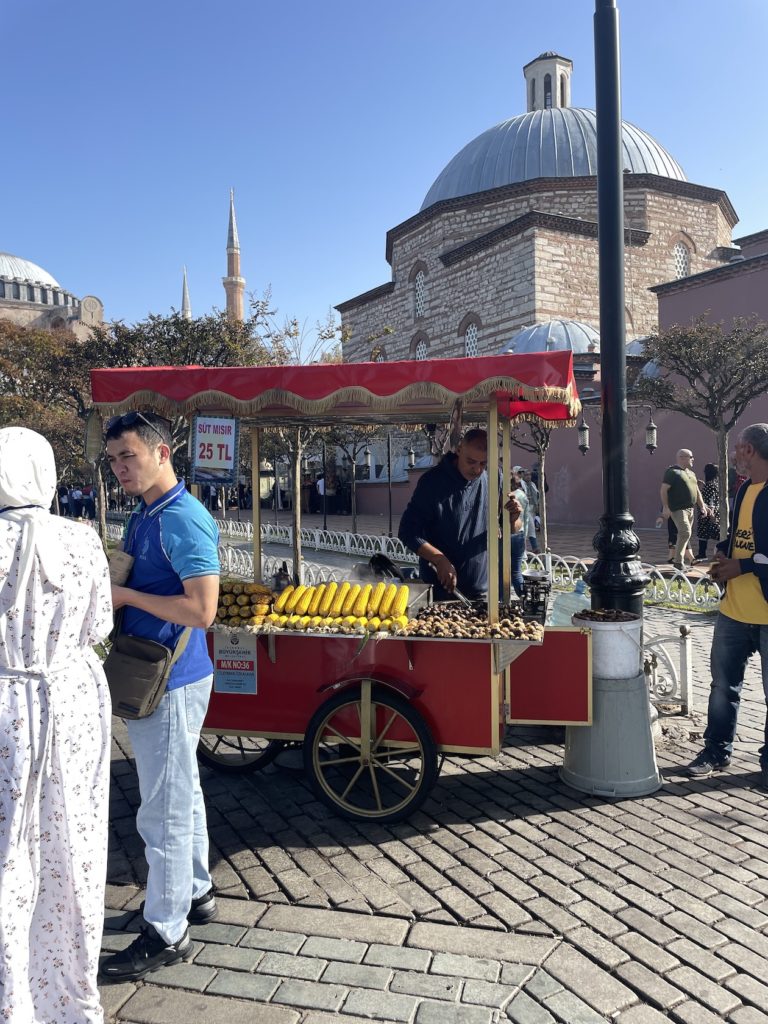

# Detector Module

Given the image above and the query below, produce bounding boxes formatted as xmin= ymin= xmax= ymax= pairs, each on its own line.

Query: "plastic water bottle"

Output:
xmin=548 ymin=579 xmax=591 ymax=626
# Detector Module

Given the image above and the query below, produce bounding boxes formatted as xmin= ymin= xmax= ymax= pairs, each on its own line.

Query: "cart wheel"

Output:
xmin=304 ymin=685 xmax=437 ymax=823
xmin=197 ymin=734 xmax=284 ymax=773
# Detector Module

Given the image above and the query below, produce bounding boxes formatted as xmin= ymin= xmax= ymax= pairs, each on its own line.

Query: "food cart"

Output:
xmin=91 ymin=351 xmax=592 ymax=823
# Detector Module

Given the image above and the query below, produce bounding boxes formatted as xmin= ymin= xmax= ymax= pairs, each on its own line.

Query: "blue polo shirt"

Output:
xmin=123 ymin=482 xmax=220 ymax=689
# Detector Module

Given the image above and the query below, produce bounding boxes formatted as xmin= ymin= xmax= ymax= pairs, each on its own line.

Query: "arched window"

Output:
xmin=414 ymin=338 xmax=428 ymax=360
xmin=544 ymin=73 xmax=552 ymax=108
xmin=40 ymin=288 xmax=48 ymax=304
xmin=673 ymin=241 xmax=690 ymax=279
xmin=560 ymin=74 xmax=567 ymax=107
xmin=0 ymin=281 xmax=4 ymax=298
xmin=27 ymin=284 xmax=35 ymax=301
xmin=52 ymin=290 xmax=60 ymax=305
xmin=12 ymin=283 xmax=20 ymax=300
xmin=530 ymin=79 xmax=536 ymax=108
xmin=464 ymin=322 xmax=479 ymax=358
xmin=414 ymin=270 xmax=426 ymax=318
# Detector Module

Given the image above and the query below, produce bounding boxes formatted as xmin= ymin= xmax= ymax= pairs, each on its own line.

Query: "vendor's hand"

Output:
xmin=504 ymin=493 xmax=523 ymax=518
xmin=661 ymin=508 xmax=671 ymax=520
xmin=432 ymin=554 xmax=457 ymax=592
xmin=709 ymin=553 xmax=741 ymax=583
xmin=111 ymin=584 xmax=131 ymax=610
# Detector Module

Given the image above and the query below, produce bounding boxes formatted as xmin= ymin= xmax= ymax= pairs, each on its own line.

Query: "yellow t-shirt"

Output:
xmin=720 ymin=483 xmax=768 ymax=624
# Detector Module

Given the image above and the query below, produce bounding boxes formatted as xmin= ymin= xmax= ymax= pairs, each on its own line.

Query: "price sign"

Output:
xmin=191 ymin=416 xmax=238 ymax=484
xmin=213 ymin=630 xmax=257 ymax=694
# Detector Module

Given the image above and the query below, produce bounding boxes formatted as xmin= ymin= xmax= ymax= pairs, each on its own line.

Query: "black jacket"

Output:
xmin=717 ymin=478 xmax=768 ymax=602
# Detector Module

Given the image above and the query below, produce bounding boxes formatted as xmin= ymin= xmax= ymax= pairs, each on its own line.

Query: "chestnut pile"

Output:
xmin=404 ymin=602 xmax=544 ymax=641
xmin=573 ymin=609 xmax=638 ymax=623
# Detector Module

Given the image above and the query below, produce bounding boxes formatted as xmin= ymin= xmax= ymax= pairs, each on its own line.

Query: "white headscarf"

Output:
xmin=0 ymin=427 xmax=66 ymax=607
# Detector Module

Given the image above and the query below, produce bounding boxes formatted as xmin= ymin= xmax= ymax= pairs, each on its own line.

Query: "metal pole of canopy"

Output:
xmin=251 ymin=427 xmax=262 ymax=582
xmin=501 ymin=416 xmax=512 ymax=605
xmin=487 ymin=398 xmax=500 ymax=625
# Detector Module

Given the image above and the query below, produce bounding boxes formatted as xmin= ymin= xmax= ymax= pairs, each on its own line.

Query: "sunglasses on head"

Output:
xmin=105 ymin=411 xmax=168 ymax=444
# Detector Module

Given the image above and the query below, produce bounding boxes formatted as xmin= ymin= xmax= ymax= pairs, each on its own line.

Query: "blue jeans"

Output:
xmin=511 ymin=531 xmax=526 ymax=597
xmin=704 ymin=613 xmax=768 ymax=765
xmin=126 ymin=675 xmax=213 ymax=944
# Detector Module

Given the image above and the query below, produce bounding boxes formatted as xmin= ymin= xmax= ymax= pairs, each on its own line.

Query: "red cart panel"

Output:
xmin=508 ymin=627 xmax=592 ymax=725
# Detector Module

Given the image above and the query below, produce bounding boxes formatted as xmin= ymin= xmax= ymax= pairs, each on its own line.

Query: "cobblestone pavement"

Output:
xmin=100 ymin=597 xmax=768 ymax=1023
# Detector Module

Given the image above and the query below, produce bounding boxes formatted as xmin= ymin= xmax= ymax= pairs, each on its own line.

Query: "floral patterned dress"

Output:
xmin=0 ymin=516 xmax=112 ymax=1024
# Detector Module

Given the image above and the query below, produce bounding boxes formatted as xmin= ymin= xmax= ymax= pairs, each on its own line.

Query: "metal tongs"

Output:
xmin=452 ymin=586 xmax=473 ymax=607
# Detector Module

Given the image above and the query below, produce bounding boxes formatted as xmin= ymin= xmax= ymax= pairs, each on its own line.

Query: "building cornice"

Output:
xmin=335 ymin=281 xmax=395 ymax=315
xmin=385 ymin=173 xmax=738 ymax=263
xmin=733 ymin=228 xmax=768 ymax=249
xmin=649 ymin=251 xmax=768 ymax=295
xmin=439 ymin=210 xmax=650 ymax=268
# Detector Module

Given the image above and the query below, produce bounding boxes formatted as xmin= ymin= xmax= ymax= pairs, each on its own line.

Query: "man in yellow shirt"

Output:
xmin=686 ymin=424 xmax=768 ymax=784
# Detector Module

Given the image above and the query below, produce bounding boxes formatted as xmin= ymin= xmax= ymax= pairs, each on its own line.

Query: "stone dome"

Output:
xmin=0 ymin=252 xmax=61 ymax=288
xmin=421 ymin=53 xmax=685 ymax=210
xmin=501 ymin=319 xmax=601 ymax=356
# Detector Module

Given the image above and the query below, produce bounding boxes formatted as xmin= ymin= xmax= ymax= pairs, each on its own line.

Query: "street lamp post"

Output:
xmin=586 ymin=0 xmax=650 ymax=614
xmin=387 ymin=434 xmax=393 ymax=537
xmin=322 ymin=439 xmax=327 ymax=532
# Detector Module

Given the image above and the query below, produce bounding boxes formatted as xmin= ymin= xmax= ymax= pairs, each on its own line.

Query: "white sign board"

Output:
xmin=192 ymin=416 xmax=238 ymax=484
xmin=213 ymin=630 xmax=257 ymax=695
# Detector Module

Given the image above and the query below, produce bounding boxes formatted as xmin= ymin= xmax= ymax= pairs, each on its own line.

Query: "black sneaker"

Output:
xmin=759 ymin=766 xmax=768 ymax=791
xmin=99 ymin=924 xmax=192 ymax=981
xmin=189 ymin=889 xmax=218 ymax=924
xmin=685 ymin=750 xmax=730 ymax=778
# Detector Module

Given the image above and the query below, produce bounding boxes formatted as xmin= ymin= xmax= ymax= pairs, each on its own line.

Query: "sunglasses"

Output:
xmin=105 ymin=411 xmax=168 ymax=445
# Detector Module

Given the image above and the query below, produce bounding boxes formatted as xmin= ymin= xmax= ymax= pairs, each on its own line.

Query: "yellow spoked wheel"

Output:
xmin=304 ymin=684 xmax=437 ymax=823
xmin=197 ymin=733 xmax=284 ymax=773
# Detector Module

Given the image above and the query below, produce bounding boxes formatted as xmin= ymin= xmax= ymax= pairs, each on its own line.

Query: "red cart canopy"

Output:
xmin=90 ymin=351 xmax=580 ymax=427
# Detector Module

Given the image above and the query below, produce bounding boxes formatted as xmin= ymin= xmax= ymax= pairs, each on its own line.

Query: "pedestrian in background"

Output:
xmin=696 ymin=463 xmax=720 ymax=562
xmin=0 ymin=427 xmax=112 ymax=1023
xmin=660 ymin=449 xmax=711 ymax=570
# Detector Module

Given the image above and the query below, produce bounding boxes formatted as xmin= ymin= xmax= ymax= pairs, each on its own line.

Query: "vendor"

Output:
xmin=398 ymin=428 xmax=522 ymax=601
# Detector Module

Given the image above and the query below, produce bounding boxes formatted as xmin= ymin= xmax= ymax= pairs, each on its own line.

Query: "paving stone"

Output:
xmin=390 ymin=970 xmax=461 ymax=1000
xmin=415 ymin=1001 xmax=493 ymax=1024
xmin=568 ymin=926 xmax=631 ymax=969
xmin=617 ymin=908 xmax=678 ymax=946
xmin=187 ymin=922 xmax=247 ymax=945
xmin=300 ymin=936 xmax=367 ymax=963
xmin=259 ymin=905 xmax=408 ymax=945
xmin=213 ymin=897 xmax=267 ymax=927
xmin=542 ymin=989 xmax=615 ymax=1023
xmin=542 ymin=944 xmax=636 ymax=1016
xmin=726 ymin=972 xmax=768 ymax=1013
xmin=407 ymin=922 xmax=556 ymax=964
xmin=321 ymin=960 xmax=391 ymax=990
xmin=506 ymin=989 xmax=558 ymax=1024
xmin=570 ymin=899 xmax=629 ymax=939
xmin=729 ymin=1007 xmax=768 ymax=1024
xmin=341 ymin=987 xmax=419 ymax=1022
xmin=665 ymin=937 xmax=735 ymax=982
xmin=192 ymin=943 xmax=261 ymax=971
xmin=613 ymin=1005 xmax=670 ymax=1024
xmin=98 ymin=980 xmax=136 ymax=1019
xmin=146 ymin=963 xmax=217 ymax=991
xmin=668 ymin=998 xmax=732 ymax=1024
xmin=363 ymin=943 xmax=431 ymax=971
xmin=666 ymin=965 xmax=741 ymax=1015
xmin=462 ymin=978 xmax=517 ymax=1007
xmin=116 ymin=985 xmax=300 ymax=1023
xmin=614 ymin=932 xmax=679 ymax=973
xmin=615 ymin=961 xmax=686 ymax=1010
xmin=205 ymin=970 xmax=281 ymax=1002
xmin=523 ymin=969 xmax=564 ymax=1000
xmin=430 ymin=951 xmax=500 ymax=982
xmin=257 ymin=951 xmax=327 ymax=981
xmin=272 ymin=978 xmax=346 ymax=1012
xmin=239 ymin=928 xmax=306 ymax=953
xmin=500 ymin=963 xmax=536 ymax=987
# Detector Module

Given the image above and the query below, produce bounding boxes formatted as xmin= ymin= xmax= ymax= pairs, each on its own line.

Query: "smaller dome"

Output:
xmin=501 ymin=319 xmax=600 ymax=355
xmin=0 ymin=252 xmax=61 ymax=289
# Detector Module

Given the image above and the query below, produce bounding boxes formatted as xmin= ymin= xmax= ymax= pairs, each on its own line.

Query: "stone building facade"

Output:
xmin=337 ymin=53 xmax=739 ymax=364
xmin=0 ymin=252 xmax=103 ymax=340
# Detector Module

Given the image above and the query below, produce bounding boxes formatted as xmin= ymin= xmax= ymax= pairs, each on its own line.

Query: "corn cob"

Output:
xmin=378 ymin=583 xmax=399 ymax=618
xmin=341 ymin=583 xmax=361 ymax=616
xmin=328 ymin=582 xmax=350 ymax=617
xmin=307 ymin=584 xmax=325 ymax=616
xmin=309 ymin=615 xmax=323 ymax=628
xmin=284 ymin=584 xmax=307 ymax=613
xmin=273 ymin=586 xmax=295 ymax=613
xmin=390 ymin=585 xmax=410 ymax=618
xmin=294 ymin=586 xmax=314 ymax=615
xmin=379 ymin=617 xmax=392 ymax=631
xmin=367 ymin=581 xmax=387 ymax=616
xmin=366 ymin=616 xmax=381 ymax=631
xmin=352 ymin=583 xmax=372 ymax=618
xmin=297 ymin=615 xmax=311 ymax=630
xmin=318 ymin=581 xmax=337 ymax=616
xmin=390 ymin=615 xmax=409 ymax=632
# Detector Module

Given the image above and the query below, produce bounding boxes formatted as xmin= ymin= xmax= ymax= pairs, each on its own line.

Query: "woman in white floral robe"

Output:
xmin=0 ymin=427 xmax=112 ymax=1024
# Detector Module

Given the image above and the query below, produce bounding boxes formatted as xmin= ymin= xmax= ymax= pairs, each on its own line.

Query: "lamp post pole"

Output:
xmin=586 ymin=0 xmax=649 ymax=613
xmin=322 ymin=439 xmax=327 ymax=532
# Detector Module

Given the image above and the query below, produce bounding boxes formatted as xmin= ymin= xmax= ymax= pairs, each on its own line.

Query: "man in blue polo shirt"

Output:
xmin=100 ymin=412 xmax=220 ymax=981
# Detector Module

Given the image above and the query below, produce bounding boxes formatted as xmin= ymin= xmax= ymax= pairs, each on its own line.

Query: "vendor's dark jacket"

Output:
xmin=717 ymin=478 xmax=768 ymax=603
xmin=398 ymin=452 xmax=489 ymax=600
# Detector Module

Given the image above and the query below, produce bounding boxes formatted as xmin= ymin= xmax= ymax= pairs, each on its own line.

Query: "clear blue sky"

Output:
xmin=4 ymin=0 xmax=766 ymax=345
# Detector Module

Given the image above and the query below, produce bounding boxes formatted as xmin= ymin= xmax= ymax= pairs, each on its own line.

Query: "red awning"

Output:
xmin=90 ymin=352 xmax=580 ymax=427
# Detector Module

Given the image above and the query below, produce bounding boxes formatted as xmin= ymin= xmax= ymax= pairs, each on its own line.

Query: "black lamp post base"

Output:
xmin=585 ymin=513 xmax=650 ymax=615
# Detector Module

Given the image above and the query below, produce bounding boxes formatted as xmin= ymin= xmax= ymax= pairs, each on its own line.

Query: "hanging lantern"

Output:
xmin=407 ymin=446 xmax=416 ymax=469
xmin=645 ymin=412 xmax=658 ymax=454
xmin=577 ymin=417 xmax=590 ymax=456
xmin=364 ymin=446 xmax=372 ymax=468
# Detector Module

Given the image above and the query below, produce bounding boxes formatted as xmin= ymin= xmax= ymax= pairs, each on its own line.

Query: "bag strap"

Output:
xmin=111 ymin=606 xmax=193 ymax=668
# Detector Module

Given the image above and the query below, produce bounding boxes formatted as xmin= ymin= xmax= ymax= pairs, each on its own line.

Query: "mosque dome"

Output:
xmin=0 ymin=252 xmax=61 ymax=289
xmin=421 ymin=53 xmax=685 ymax=210
xmin=501 ymin=319 xmax=601 ymax=356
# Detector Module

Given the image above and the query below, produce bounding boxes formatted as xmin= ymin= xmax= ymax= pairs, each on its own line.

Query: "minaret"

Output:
xmin=523 ymin=52 xmax=573 ymax=112
xmin=181 ymin=266 xmax=192 ymax=320
xmin=223 ymin=188 xmax=245 ymax=320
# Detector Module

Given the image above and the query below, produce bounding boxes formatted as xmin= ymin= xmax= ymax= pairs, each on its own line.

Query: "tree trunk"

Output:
xmin=351 ymin=469 xmax=358 ymax=535
xmin=290 ymin=432 xmax=302 ymax=584
xmin=717 ymin=427 xmax=729 ymax=541
xmin=96 ymin=460 xmax=108 ymax=545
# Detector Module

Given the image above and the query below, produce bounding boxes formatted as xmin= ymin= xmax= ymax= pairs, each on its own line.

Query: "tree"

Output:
xmin=510 ymin=421 xmax=552 ymax=552
xmin=635 ymin=316 xmax=768 ymax=537
xmin=324 ymin=425 xmax=383 ymax=535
